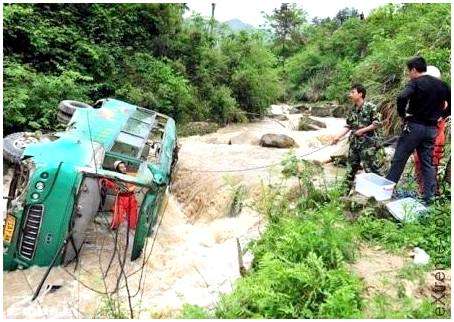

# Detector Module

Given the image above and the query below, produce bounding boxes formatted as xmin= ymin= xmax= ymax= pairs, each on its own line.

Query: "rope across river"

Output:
xmin=177 ymin=138 xmax=345 ymax=173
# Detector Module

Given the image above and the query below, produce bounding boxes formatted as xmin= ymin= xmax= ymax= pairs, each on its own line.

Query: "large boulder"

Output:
xmin=308 ymin=117 xmax=326 ymax=129
xmin=260 ymin=134 xmax=297 ymax=148
xmin=299 ymin=123 xmax=319 ymax=131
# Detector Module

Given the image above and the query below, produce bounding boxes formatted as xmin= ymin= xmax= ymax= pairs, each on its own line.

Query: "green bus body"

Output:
xmin=3 ymin=99 xmax=177 ymax=271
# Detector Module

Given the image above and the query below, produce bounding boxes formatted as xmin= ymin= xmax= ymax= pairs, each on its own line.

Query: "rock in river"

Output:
xmin=260 ymin=133 xmax=297 ymax=148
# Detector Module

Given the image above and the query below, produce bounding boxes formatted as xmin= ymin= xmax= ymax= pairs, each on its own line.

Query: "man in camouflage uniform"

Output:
xmin=332 ymin=84 xmax=383 ymax=193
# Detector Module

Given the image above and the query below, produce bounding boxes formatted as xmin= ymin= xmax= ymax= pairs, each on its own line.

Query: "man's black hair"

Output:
xmin=406 ymin=56 xmax=427 ymax=73
xmin=351 ymin=83 xmax=366 ymax=99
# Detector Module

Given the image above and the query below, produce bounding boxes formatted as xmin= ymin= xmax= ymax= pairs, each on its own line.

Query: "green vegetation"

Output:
xmin=365 ymin=294 xmax=438 ymax=319
xmin=4 ymin=3 xmax=450 ymax=136
xmin=95 ymin=295 xmax=129 ymax=319
xmin=179 ymin=304 xmax=211 ymax=319
xmin=177 ymin=121 xmax=220 ymax=137
xmin=397 ymin=262 xmax=429 ymax=283
xmin=356 ymin=199 xmax=451 ymax=267
xmin=3 ymin=3 xmax=282 ymax=134
xmin=215 ymin=199 xmax=363 ymax=318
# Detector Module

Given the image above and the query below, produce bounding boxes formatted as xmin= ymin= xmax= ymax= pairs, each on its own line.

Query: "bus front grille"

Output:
xmin=19 ymin=204 xmax=44 ymax=260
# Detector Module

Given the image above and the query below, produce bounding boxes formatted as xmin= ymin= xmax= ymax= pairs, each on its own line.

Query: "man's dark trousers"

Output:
xmin=386 ymin=121 xmax=437 ymax=202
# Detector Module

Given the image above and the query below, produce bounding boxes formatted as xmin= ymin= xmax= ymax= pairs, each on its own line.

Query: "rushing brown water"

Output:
xmin=3 ymin=112 xmax=347 ymax=318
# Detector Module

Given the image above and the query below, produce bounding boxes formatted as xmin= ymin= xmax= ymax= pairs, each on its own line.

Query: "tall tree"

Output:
xmin=210 ymin=3 xmax=216 ymax=37
xmin=265 ymin=3 xmax=307 ymax=64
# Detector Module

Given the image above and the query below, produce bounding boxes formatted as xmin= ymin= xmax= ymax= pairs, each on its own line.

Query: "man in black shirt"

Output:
xmin=386 ymin=56 xmax=450 ymax=203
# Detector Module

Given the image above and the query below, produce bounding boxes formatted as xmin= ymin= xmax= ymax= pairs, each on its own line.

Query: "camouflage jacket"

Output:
xmin=345 ymin=101 xmax=381 ymax=141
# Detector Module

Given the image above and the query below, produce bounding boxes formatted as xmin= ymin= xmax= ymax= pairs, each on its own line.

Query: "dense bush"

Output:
xmin=3 ymin=58 xmax=91 ymax=132
xmin=215 ymin=185 xmax=363 ymax=318
xmin=115 ymin=53 xmax=194 ymax=122
xmin=236 ymin=35 xmax=283 ymax=108
xmin=208 ymin=85 xmax=244 ymax=124
xmin=216 ymin=251 xmax=363 ymax=318
xmin=3 ymin=4 xmax=283 ymax=134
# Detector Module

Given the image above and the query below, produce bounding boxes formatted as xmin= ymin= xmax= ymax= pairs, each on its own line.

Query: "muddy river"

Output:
xmin=3 ymin=112 xmax=347 ymax=318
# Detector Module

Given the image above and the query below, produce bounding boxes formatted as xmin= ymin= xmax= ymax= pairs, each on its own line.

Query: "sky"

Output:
xmin=184 ymin=0 xmax=388 ymax=27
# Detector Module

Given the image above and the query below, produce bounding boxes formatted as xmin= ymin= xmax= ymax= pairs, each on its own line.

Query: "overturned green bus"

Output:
xmin=3 ymin=99 xmax=178 ymax=271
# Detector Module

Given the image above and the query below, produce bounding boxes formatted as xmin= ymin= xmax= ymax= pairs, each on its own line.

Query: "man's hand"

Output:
xmin=331 ymin=127 xmax=350 ymax=145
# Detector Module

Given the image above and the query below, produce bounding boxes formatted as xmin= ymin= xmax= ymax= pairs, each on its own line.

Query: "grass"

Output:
xmin=215 ymin=253 xmax=363 ymax=318
xmin=354 ymin=198 xmax=451 ymax=268
xmin=397 ymin=262 xmax=429 ymax=283
xmin=365 ymin=293 xmax=439 ymax=319
xmin=179 ymin=304 xmax=212 ymax=319
xmin=94 ymin=295 xmax=129 ymax=319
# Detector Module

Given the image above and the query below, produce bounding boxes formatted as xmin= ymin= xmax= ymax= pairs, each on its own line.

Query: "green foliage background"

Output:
xmin=4 ymin=3 xmax=450 ymax=135
xmin=3 ymin=3 xmax=282 ymax=133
